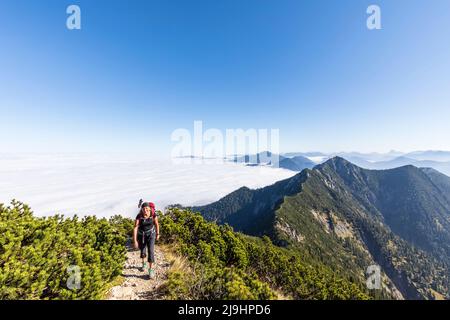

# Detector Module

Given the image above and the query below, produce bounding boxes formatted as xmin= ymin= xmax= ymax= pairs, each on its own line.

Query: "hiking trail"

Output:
xmin=106 ymin=242 xmax=171 ymax=300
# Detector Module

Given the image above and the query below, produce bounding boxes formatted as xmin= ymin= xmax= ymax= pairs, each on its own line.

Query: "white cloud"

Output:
xmin=306 ymin=156 xmax=329 ymax=164
xmin=0 ymin=153 xmax=296 ymax=219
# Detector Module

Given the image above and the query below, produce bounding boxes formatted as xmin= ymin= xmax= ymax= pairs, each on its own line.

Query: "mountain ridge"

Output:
xmin=192 ymin=157 xmax=450 ymax=299
xmin=233 ymin=151 xmax=315 ymax=172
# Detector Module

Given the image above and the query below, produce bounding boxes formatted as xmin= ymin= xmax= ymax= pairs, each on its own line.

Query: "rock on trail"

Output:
xmin=107 ymin=244 xmax=171 ymax=300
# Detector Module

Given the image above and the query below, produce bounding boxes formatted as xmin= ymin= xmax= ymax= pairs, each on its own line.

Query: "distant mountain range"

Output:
xmin=231 ymin=150 xmax=450 ymax=177
xmin=405 ymin=150 xmax=450 ymax=162
xmin=343 ymin=156 xmax=450 ymax=177
xmin=192 ymin=157 xmax=450 ymax=300
xmin=232 ymin=151 xmax=316 ymax=172
xmin=284 ymin=150 xmax=450 ymax=163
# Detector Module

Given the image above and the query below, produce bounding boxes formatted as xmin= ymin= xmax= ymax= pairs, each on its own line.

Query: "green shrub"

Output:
xmin=159 ymin=208 xmax=370 ymax=300
xmin=0 ymin=200 xmax=128 ymax=299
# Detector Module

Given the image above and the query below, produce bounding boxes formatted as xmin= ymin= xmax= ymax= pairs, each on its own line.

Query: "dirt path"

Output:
xmin=107 ymin=243 xmax=171 ymax=300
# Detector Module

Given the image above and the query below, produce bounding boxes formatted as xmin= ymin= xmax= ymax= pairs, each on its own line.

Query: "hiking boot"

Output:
xmin=148 ymin=268 xmax=155 ymax=279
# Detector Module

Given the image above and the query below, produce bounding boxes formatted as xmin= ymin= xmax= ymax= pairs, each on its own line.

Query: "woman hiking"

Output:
xmin=133 ymin=200 xmax=160 ymax=279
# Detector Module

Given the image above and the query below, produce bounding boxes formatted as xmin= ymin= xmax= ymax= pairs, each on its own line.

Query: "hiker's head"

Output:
xmin=140 ymin=202 xmax=155 ymax=216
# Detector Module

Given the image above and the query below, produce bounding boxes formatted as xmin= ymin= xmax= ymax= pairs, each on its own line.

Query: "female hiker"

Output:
xmin=133 ymin=200 xmax=160 ymax=279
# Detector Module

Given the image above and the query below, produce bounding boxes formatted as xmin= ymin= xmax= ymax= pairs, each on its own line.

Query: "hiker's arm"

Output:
xmin=155 ymin=217 xmax=160 ymax=241
xmin=133 ymin=219 xmax=139 ymax=248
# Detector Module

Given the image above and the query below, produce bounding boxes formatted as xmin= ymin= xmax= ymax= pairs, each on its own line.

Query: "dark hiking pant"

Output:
xmin=137 ymin=229 xmax=156 ymax=263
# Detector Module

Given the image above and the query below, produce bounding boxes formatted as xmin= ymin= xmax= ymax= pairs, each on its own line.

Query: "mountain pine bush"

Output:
xmin=159 ymin=208 xmax=370 ymax=300
xmin=0 ymin=200 xmax=130 ymax=299
xmin=1 ymin=201 xmax=370 ymax=300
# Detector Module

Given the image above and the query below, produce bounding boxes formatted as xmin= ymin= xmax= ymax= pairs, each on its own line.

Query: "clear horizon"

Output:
xmin=2 ymin=148 xmax=450 ymax=217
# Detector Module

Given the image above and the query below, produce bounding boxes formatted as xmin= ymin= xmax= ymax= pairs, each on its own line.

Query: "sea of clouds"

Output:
xmin=0 ymin=153 xmax=296 ymax=218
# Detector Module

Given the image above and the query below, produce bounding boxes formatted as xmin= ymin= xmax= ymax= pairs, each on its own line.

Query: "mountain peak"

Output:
xmin=193 ymin=152 xmax=450 ymax=299
xmin=316 ymin=156 xmax=355 ymax=170
xmin=327 ymin=156 xmax=350 ymax=164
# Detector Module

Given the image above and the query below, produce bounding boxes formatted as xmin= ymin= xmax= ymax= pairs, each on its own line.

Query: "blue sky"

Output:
xmin=1 ymin=0 xmax=450 ymax=154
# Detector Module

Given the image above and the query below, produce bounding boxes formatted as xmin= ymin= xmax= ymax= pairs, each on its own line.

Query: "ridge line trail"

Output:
xmin=107 ymin=242 xmax=171 ymax=300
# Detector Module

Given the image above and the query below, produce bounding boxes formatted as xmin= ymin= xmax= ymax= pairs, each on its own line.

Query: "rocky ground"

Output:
xmin=107 ymin=244 xmax=171 ymax=300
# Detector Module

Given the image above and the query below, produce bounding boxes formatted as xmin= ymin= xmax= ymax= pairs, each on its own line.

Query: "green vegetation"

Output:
xmin=159 ymin=208 xmax=370 ymax=300
xmin=193 ymin=157 xmax=450 ymax=299
xmin=0 ymin=199 xmax=369 ymax=300
xmin=5 ymin=155 xmax=450 ymax=301
xmin=0 ymin=200 xmax=130 ymax=299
